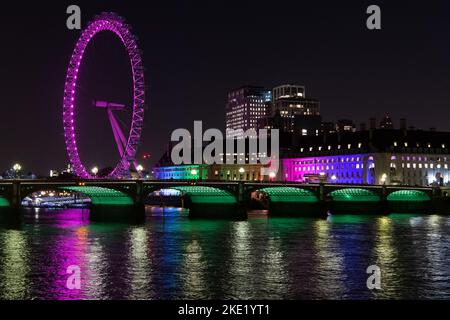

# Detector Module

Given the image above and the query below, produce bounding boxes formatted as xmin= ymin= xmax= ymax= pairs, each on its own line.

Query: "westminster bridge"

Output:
xmin=0 ymin=179 xmax=448 ymax=221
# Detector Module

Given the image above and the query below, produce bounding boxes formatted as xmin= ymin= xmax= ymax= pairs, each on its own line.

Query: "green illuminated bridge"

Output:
xmin=0 ymin=180 xmax=448 ymax=221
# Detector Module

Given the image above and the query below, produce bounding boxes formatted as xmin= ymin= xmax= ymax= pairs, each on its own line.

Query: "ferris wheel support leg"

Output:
xmin=108 ymin=108 xmax=126 ymax=157
xmin=108 ymin=109 xmax=143 ymax=178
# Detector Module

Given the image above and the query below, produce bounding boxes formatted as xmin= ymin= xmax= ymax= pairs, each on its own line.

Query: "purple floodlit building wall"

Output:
xmin=62 ymin=12 xmax=145 ymax=179
xmin=282 ymin=154 xmax=375 ymax=184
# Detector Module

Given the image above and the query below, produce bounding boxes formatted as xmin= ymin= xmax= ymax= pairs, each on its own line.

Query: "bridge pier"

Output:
xmin=380 ymin=186 xmax=389 ymax=215
xmin=0 ymin=182 xmax=22 ymax=223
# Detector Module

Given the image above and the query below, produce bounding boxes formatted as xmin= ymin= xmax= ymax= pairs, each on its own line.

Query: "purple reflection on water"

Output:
xmin=24 ymin=208 xmax=90 ymax=299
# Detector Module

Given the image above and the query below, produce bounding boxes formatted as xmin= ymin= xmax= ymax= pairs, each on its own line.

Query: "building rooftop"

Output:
xmin=284 ymin=129 xmax=450 ymax=158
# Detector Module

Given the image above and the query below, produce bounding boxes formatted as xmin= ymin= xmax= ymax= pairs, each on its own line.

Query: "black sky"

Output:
xmin=0 ymin=0 xmax=450 ymax=175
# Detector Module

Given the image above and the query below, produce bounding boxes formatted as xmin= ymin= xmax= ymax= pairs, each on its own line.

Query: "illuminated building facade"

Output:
xmin=264 ymin=84 xmax=321 ymax=135
xmin=226 ymin=86 xmax=271 ymax=137
xmin=153 ymin=163 xmax=266 ymax=181
xmin=280 ymin=129 xmax=450 ymax=186
xmin=153 ymin=165 xmax=209 ymax=180
xmin=153 ymin=140 xmax=268 ymax=181
xmin=272 ymin=84 xmax=305 ymax=100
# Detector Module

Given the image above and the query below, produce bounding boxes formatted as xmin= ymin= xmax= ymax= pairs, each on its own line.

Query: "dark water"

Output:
xmin=0 ymin=207 xmax=449 ymax=300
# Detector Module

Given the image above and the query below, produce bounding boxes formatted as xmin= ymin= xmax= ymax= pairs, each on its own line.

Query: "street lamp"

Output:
xmin=12 ymin=163 xmax=22 ymax=179
xmin=136 ymin=164 xmax=144 ymax=172
xmin=269 ymin=171 xmax=276 ymax=181
xmin=91 ymin=166 xmax=99 ymax=176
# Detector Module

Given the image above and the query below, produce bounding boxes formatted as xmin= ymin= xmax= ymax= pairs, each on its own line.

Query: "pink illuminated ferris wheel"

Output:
xmin=62 ymin=12 xmax=145 ymax=179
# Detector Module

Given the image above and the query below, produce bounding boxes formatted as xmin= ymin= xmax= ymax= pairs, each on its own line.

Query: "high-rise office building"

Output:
xmin=270 ymin=84 xmax=321 ymax=135
xmin=226 ymin=86 xmax=271 ymax=137
xmin=272 ymin=84 xmax=305 ymax=100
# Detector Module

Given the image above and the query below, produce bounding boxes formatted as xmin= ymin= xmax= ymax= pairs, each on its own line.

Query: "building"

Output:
xmin=153 ymin=140 xmax=269 ymax=181
xmin=279 ymin=129 xmax=450 ymax=186
xmin=379 ymin=113 xmax=394 ymax=129
xmin=321 ymin=122 xmax=336 ymax=135
xmin=226 ymin=86 xmax=271 ymax=137
xmin=272 ymin=84 xmax=305 ymax=100
xmin=335 ymin=119 xmax=356 ymax=133
xmin=259 ymin=84 xmax=321 ymax=135
xmin=153 ymin=163 xmax=266 ymax=182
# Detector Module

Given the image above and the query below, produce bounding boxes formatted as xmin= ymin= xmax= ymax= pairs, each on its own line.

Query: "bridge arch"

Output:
xmin=146 ymin=185 xmax=238 ymax=218
xmin=328 ymin=188 xmax=381 ymax=202
xmin=20 ymin=186 xmax=134 ymax=207
xmin=59 ymin=186 xmax=134 ymax=206
xmin=387 ymin=190 xmax=431 ymax=202
xmin=0 ymin=196 xmax=9 ymax=207
xmin=256 ymin=187 xmax=320 ymax=216
xmin=387 ymin=189 xmax=431 ymax=213
xmin=327 ymin=188 xmax=381 ymax=214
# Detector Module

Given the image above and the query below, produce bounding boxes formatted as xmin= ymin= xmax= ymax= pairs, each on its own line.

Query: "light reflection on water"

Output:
xmin=0 ymin=207 xmax=449 ymax=299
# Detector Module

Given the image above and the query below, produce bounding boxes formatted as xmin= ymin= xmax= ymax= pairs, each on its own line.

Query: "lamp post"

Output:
xmin=91 ymin=166 xmax=99 ymax=177
xmin=12 ymin=163 xmax=22 ymax=179
xmin=239 ymin=167 xmax=245 ymax=181
xmin=269 ymin=171 xmax=276 ymax=182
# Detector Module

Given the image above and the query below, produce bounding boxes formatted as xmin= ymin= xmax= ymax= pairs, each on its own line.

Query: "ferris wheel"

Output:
xmin=62 ymin=12 xmax=145 ymax=179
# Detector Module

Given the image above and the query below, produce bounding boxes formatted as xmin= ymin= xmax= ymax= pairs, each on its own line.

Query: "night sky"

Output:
xmin=1 ymin=0 xmax=450 ymax=175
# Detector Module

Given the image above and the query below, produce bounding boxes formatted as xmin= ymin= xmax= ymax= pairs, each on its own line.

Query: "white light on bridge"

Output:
xmin=91 ymin=167 xmax=99 ymax=175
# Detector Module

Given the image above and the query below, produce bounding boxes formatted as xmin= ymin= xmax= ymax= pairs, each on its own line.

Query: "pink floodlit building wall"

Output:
xmin=282 ymin=154 xmax=375 ymax=184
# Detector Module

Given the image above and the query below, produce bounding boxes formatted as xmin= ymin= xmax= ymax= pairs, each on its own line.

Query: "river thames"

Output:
xmin=0 ymin=208 xmax=449 ymax=300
